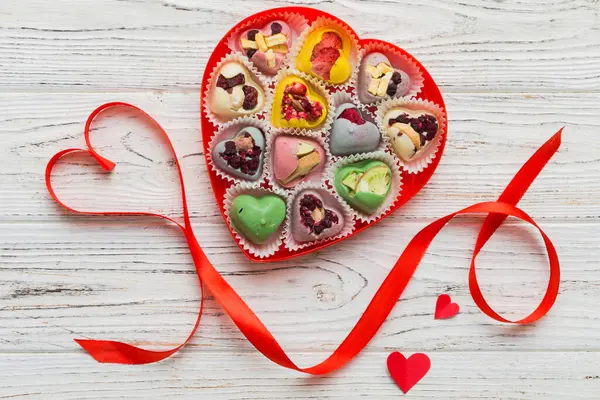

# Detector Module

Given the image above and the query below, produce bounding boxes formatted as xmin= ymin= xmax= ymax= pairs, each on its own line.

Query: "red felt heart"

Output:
xmin=387 ymin=352 xmax=431 ymax=394
xmin=434 ymin=293 xmax=460 ymax=320
xmin=200 ymin=7 xmax=448 ymax=261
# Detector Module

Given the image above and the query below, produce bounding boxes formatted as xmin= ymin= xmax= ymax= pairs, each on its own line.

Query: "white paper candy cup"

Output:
xmin=267 ymin=68 xmax=334 ymax=136
xmin=283 ymin=182 xmax=355 ymax=251
xmin=290 ymin=16 xmax=361 ymax=91
xmin=354 ymin=41 xmax=424 ymax=106
xmin=226 ymin=12 xmax=309 ymax=82
xmin=328 ymin=91 xmax=387 ymax=159
xmin=207 ymin=117 xmax=271 ymax=185
xmin=376 ymin=98 xmax=446 ymax=174
xmin=265 ymin=128 xmax=331 ymax=192
xmin=223 ymin=183 xmax=287 ymax=259
xmin=327 ymin=151 xmax=402 ymax=223
xmin=203 ymin=53 xmax=271 ymax=127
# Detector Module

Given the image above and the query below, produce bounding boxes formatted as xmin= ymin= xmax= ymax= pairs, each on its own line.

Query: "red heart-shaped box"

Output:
xmin=200 ymin=7 xmax=447 ymax=262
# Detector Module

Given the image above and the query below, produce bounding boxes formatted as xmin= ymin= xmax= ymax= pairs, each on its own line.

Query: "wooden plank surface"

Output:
xmin=1 ymin=0 xmax=599 ymax=398
xmin=0 ymin=352 xmax=599 ymax=399
xmin=1 ymin=0 xmax=599 ymax=92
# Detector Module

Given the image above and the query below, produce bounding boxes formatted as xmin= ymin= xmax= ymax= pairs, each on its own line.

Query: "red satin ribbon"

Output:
xmin=45 ymin=102 xmax=562 ymax=371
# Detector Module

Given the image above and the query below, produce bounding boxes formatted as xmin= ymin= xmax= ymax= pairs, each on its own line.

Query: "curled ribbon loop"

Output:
xmin=45 ymin=102 xmax=562 ymax=371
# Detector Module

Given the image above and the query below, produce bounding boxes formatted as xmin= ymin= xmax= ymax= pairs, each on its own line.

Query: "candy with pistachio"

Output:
xmin=230 ymin=194 xmax=286 ymax=245
xmin=334 ymin=160 xmax=392 ymax=214
xmin=383 ymin=108 xmax=439 ymax=162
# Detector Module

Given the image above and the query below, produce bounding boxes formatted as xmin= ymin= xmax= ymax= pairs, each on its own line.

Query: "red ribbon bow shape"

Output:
xmin=45 ymin=102 xmax=562 ymax=372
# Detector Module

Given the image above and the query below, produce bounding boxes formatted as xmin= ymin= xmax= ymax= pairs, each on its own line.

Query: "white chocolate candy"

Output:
xmin=210 ymin=61 xmax=265 ymax=120
xmin=383 ymin=108 xmax=439 ymax=162
xmin=220 ymin=62 xmax=243 ymax=79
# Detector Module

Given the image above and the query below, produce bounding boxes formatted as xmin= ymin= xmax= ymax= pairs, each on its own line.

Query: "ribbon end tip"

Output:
xmin=544 ymin=127 xmax=564 ymax=150
xmin=96 ymin=157 xmax=116 ymax=171
xmin=101 ymin=160 xmax=116 ymax=171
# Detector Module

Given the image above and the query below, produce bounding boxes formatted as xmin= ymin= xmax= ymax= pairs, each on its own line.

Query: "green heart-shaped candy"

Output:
xmin=230 ymin=194 xmax=286 ymax=245
xmin=334 ymin=160 xmax=392 ymax=214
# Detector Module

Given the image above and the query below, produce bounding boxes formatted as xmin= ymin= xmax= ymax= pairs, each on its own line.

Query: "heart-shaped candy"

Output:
xmin=383 ymin=107 xmax=439 ymax=163
xmin=200 ymin=7 xmax=448 ymax=261
xmin=358 ymin=52 xmax=411 ymax=104
xmin=334 ymin=160 xmax=392 ymax=214
xmin=291 ymin=189 xmax=345 ymax=243
xmin=296 ymin=26 xmax=352 ymax=85
xmin=238 ymin=21 xmax=292 ymax=75
xmin=387 ymin=352 xmax=431 ymax=394
xmin=330 ymin=103 xmax=380 ymax=156
xmin=212 ymin=127 xmax=265 ymax=181
xmin=230 ymin=194 xmax=286 ymax=245
xmin=272 ymin=75 xmax=327 ymax=129
xmin=272 ymin=135 xmax=325 ymax=188
xmin=210 ymin=61 xmax=265 ymax=121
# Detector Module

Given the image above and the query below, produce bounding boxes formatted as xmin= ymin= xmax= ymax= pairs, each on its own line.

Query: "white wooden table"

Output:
xmin=1 ymin=0 xmax=599 ymax=398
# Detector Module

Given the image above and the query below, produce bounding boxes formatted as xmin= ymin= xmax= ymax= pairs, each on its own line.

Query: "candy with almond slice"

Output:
xmin=271 ymin=136 xmax=326 ymax=188
xmin=383 ymin=107 xmax=439 ymax=162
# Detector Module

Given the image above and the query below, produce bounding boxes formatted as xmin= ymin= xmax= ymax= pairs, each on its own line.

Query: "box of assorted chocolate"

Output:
xmin=200 ymin=7 xmax=448 ymax=261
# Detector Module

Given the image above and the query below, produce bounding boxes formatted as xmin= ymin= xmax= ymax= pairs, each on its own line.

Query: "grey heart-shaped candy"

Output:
xmin=330 ymin=103 xmax=380 ymax=156
xmin=212 ymin=126 xmax=265 ymax=180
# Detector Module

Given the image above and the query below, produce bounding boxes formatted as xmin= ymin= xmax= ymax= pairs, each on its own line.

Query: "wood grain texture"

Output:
xmin=1 ymin=92 xmax=598 ymax=221
xmin=0 ymin=352 xmax=599 ymax=399
xmin=1 ymin=0 xmax=599 ymax=398
xmin=0 ymin=0 xmax=599 ymax=92
xmin=1 ymin=219 xmax=599 ymax=353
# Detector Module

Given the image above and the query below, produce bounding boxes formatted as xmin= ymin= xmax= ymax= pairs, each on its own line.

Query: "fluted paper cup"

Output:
xmin=376 ymin=98 xmax=446 ymax=174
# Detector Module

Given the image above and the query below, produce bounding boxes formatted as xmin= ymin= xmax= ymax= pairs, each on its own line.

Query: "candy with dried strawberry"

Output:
xmin=295 ymin=25 xmax=354 ymax=85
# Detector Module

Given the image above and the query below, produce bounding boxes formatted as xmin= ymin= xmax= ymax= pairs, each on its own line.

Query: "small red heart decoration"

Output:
xmin=387 ymin=352 xmax=431 ymax=394
xmin=200 ymin=7 xmax=447 ymax=262
xmin=434 ymin=293 xmax=460 ymax=320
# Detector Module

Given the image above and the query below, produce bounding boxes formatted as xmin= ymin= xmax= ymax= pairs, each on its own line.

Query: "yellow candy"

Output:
xmin=295 ymin=27 xmax=352 ymax=85
xmin=272 ymin=76 xmax=328 ymax=129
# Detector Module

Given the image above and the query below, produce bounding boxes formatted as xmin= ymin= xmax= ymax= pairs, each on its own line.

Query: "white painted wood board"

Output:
xmin=0 ymin=0 xmax=599 ymax=398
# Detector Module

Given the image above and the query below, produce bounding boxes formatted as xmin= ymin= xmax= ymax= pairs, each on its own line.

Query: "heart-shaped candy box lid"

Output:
xmin=201 ymin=7 xmax=447 ymax=262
